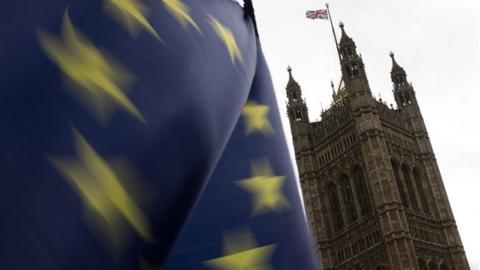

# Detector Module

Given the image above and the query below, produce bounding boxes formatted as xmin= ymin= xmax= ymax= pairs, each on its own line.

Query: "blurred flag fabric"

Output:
xmin=0 ymin=0 xmax=321 ymax=269
xmin=306 ymin=9 xmax=329 ymax=20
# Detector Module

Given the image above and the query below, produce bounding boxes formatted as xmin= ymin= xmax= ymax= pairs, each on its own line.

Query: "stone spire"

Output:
xmin=339 ymin=22 xmax=355 ymax=48
xmin=390 ymin=51 xmax=406 ymax=81
xmin=287 ymin=65 xmax=300 ymax=88
xmin=390 ymin=52 xmax=416 ymax=109
xmin=285 ymin=66 xmax=309 ymax=123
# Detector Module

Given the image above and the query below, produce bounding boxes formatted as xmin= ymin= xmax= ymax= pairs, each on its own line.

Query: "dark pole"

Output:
xmin=326 ymin=3 xmax=342 ymax=66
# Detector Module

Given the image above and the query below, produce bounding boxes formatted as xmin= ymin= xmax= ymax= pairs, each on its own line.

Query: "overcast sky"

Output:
xmin=243 ymin=0 xmax=479 ymax=268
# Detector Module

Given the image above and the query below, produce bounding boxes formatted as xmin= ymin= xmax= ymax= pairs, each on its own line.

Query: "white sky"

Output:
xmin=242 ymin=0 xmax=479 ymax=268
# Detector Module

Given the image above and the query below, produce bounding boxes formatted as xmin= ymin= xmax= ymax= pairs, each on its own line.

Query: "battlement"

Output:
xmin=374 ymin=98 xmax=411 ymax=131
xmin=311 ymin=97 xmax=353 ymax=144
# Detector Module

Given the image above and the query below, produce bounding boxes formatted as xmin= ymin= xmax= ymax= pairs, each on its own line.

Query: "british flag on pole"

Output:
xmin=306 ymin=9 xmax=329 ymax=20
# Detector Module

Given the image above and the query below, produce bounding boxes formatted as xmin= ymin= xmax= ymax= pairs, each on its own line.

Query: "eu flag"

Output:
xmin=0 ymin=0 xmax=321 ymax=269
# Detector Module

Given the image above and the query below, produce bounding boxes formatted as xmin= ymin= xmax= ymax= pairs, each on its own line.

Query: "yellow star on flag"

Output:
xmin=37 ymin=10 xmax=146 ymax=124
xmin=49 ymin=129 xmax=154 ymax=246
xmin=208 ymin=16 xmax=242 ymax=64
xmin=203 ymin=230 xmax=276 ymax=270
xmin=241 ymin=101 xmax=274 ymax=136
xmin=105 ymin=0 xmax=162 ymax=41
xmin=163 ymin=0 xmax=201 ymax=32
xmin=236 ymin=159 xmax=290 ymax=216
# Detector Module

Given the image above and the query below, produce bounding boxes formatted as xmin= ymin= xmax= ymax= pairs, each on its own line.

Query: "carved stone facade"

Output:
xmin=285 ymin=23 xmax=469 ymax=270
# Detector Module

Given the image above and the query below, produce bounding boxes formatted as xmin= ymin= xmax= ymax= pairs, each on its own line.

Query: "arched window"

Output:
xmin=413 ymin=168 xmax=431 ymax=215
xmin=340 ymin=175 xmax=357 ymax=223
xmin=395 ymin=77 xmax=402 ymax=87
xmin=347 ymin=47 xmax=353 ymax=56
xmin=291 ymin=91 xmax=297 ymax=101
xmin=349 ymin=63 xmax=359 ymax=78
xmin=406 ymin=93 xmax=412 ymax=104
xmin=401 ymin=95 xmax=407 ymax=106
xmin=327 ymin=182 xmax=344 ymax=232
xmin=402 ymin=165 xmax=419 ymax=210
xmin=418 ymin=259 xmax=428 ymax=270
xmin=295 ymin=109 xmax=302 ymax=121
xmin=353 ymin=166 xmax=372 ymax=216
xmin=391 ymin=161 xmax=408 ymax=208
xmin=343 ymin=47 xmax=354 ymax=58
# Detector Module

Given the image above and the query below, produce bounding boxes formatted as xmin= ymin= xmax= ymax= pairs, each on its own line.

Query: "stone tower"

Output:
xmin=286 ymin=23 xmax=469 ymax=270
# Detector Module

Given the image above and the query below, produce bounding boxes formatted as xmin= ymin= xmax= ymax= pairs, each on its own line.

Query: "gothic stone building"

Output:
xmin=285 ymin=23 xmax=469 ymax=270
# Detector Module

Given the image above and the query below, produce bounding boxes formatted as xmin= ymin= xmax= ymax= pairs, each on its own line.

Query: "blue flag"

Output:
xmin=0 ymin=0 xmax=321 ymax=269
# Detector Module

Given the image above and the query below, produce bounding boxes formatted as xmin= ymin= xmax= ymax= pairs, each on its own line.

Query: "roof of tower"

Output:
xmin=339 ymin=22 xmax=355 ymax=47
xmin=390 ymin=51 xmax=405 ymax=73
xmin=390 ymin=51 xmax=406 ymax=77
xmin=286 ymin=65 xmax=300 ymax=88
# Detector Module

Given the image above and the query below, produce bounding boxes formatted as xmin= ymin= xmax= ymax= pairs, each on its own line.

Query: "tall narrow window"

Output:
xmin=292 ymin=92 xmax=297 ymax=101
xmin=395 ymin=76 xmax=407 ymax=87
xmin=413 ymin=168 xmax=431 ymax=215
xmin=340 ymin=175 xmax=357 ymax=223
xmin=392 ymin=161 xmax=408 ymax=208
xmin=402 ymin=165 xmax=419 ymax=210
xmin=354 ymin=166 xmax=372 ymax=216
xmin=347 ymin=47 xmax=353 ymax=56
xmin=328 ymin=182 xmax=344 ymax=232
xmin=349 ymin=64 xmax=359 ymax=78
xmin=401 ymin=95 xmax=407 ymax=106
xmin=405 ymin=93 xmax=412 ymax=104
xmin=295 ymin=109 xmax=302 ymax=121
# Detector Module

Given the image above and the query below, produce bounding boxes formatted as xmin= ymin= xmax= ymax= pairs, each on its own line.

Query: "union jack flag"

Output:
xmin=306 ymin=9 xmax=329 ymax=20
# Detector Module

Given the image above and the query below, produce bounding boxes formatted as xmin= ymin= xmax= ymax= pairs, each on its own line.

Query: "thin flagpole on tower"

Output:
xmin=325 ymin=3 xmax=342 ymax=67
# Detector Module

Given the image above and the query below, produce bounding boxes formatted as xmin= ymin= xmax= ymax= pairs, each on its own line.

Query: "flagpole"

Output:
xmin=325 ymin=3 xmax=342 ymax=66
